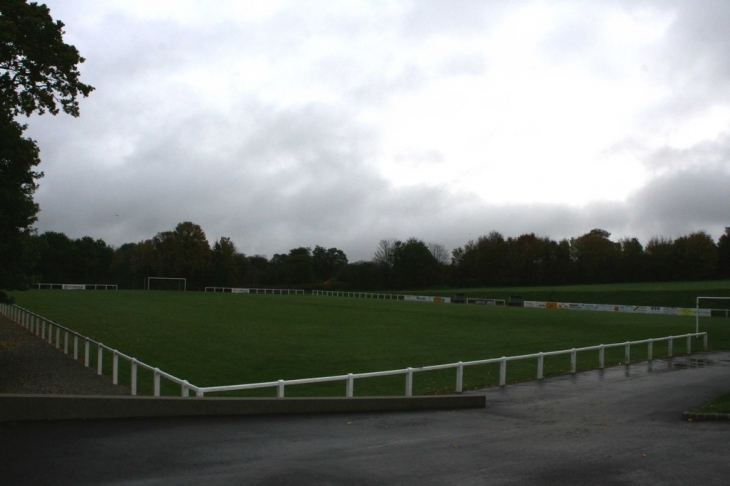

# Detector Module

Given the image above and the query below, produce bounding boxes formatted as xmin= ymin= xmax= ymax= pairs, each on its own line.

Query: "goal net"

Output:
xmin=696 ymin=296 xmax=730 ymax=346
xmin=147 ymin=277 xmax=186 ymax=291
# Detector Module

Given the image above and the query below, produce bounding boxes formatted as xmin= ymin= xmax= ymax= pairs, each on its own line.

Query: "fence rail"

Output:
xmin=0 ymin=303 xmax=198 ymax=398
xmin=0 ymin=303 xmax=708 ymax=399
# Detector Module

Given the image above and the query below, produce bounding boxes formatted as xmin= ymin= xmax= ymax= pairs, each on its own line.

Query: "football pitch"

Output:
xmin=9 ymin=285 xmax=730 ymax=397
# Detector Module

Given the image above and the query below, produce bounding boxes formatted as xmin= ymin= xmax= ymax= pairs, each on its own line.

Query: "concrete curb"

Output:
xmin=0 ymin=394 xmax=486 ymax=422
xmin=682 ymin=411 xmax=730 ymax=422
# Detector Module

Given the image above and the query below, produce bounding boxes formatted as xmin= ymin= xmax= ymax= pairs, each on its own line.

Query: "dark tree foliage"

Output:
xmin=719 ymin=228 xmax=730 ymax=278
xmin=0 ymin=1 xmax=93 ymax=302
xmin=0 ymin=0 xmax=94 ymax=117
xmin=0 ymin=114 xmax=41 ymax=296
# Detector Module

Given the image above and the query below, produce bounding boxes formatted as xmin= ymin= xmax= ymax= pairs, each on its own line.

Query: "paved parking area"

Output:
xmin=2 ymin=352 xmax=729 ymax=485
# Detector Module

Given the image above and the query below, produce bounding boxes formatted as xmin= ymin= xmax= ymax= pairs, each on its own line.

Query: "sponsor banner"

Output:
xmin=231 ymin=288 xmax=250 ymax=294
xmin=678 ymin=308 xmax=696 ymax=317
xmin=475 ymin=299 xmax=497 ymax=306
xmin=524 ymin=301 xmax=546 ymax=308
xmin=62 ymin=284 xmax=85 ymax=290
xmin=546 ymin=302 xmax=558 ymax=309
xmin=521 ymin=301 xmax=708 ymax=318
xmin=404 ymin=295 xmax=451 ymax=303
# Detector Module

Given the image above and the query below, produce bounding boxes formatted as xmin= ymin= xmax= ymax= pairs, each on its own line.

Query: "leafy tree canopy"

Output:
xmin=0 ymin=0 xmax=94 ymax=117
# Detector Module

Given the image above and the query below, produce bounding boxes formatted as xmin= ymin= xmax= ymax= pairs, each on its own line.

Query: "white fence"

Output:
xmin=205 ymin=287 xmax=304 ymax=295
xmin=312 ymin=290 xmax=451 ymax=303
xmin=36 ymin=283 xmax=118 ymax=290
xmin=0 ymin=303 xmax=709 ymax=399
xmin=0 ymin=303 xmax=199 ymax=398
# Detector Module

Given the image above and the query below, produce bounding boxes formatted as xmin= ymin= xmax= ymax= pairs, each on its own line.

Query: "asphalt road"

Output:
xmin=2 ymin=352 xmax=729 ymax=486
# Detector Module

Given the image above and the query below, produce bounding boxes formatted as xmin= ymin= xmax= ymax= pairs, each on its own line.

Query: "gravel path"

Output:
xmin=0 ymin=316 xmax=130 ymax=395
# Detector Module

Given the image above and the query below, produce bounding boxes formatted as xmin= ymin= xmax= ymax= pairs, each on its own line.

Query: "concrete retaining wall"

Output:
xmin=0 ymin=394 xmax=486 ymax=422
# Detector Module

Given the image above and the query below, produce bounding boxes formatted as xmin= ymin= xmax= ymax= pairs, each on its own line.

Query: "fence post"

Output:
xmin=703 ymin=333 xmax=708 ymax=350
xmin=500 ymin=357 xmax=507 ymax=386
xmin=182 ymin=380 xmax=189 ymax=397
xmin=624 ymin=342 xmax=630 ymax=363
xmin=84 ymin=339 xmax=90 ymax=367
xmin=97 ymin=346 xmax=103 ymax=375
xmin=47 ymin=323 xmax=53 ymax=343
xmin=570 ymin=349 xmax=576 ymax=373
xmin=64 ymin=331 xmax=69 ymax=354
xmin=668 ymin=337 xmax=673 ymax=357
xmin=131 ymin=359 xmax=137 ymax=396
xmin=112 ymin=351 xmax=119 ymax=385
xmin=55 ymin=327 xmax=60 ymax=348
xmin=73 ymin=335 xmax=79 ymax=360
xmin=599 ymin=345 xmax=605 ymax=369
xmin=346 ymin=373 xmax=354 ymax=398
xmin=277 ymin=380 xmax=285 ymax=398
xmin=537 ymin=353 xmax=544 ymax=380
xmin=406 ymin=368 xmax=413 ymax=397
xmin=687 ymin=335 xmax=692 ymax=354
xmin=647 ymin=339 xmax=653 ymax=361
xmin=41 ymin=320 xmax=46 ymax=340
xmin=154 ymin=368 xmax=161 ymax=397
xmin=456 ymin=362 xmax=463 ymax=393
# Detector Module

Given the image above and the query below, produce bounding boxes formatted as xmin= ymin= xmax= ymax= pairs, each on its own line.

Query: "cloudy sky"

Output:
xmin=24 ymin=0 xmax=730 ymax=261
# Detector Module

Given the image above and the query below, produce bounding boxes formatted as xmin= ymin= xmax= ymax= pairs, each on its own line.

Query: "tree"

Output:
xmin=569 ymin=229 xmax=620 ymax=283
xmin=212 ymin=236 xmax=242 ymax=287
xmin=672 ymin=231 xmax=718 ymax=281
xmin=312 ymin=245 xmax=348 ymax=283
xmin=392 ymin=237 xmax=440 ymax=289
xmin=152 ymin=222 xmax=211 ymax=289
xmin=0 ymin=1 xmax=93 ymax=302
xmin=373 ymin=238 xmax=397 ymax=267
xmin=719 ymin=227 xmax=730 ymax=278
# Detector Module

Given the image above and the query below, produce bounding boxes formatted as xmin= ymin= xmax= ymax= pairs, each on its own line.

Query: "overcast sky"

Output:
xmin=24 ymin=0 xmax=730 ymax=261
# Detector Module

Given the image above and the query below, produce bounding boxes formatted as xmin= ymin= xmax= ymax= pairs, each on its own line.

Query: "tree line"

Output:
xmin=26 ymin=222 xmax=730 ymax=291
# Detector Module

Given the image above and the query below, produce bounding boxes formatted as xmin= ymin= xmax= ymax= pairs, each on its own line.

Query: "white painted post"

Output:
xmin=406 ymin=368 xmax=413 ymax=397
xmin=112 ymin=351 xmax=119 ymax=385
xmin=41 ymin=321 xmax=46 ymax=339
xmin=97 ymin=346 xmax=103 ymax=375
xmin=346 ymin=373 xmax=354 ymax=398
xmin=55 ymin=327 xmax=60 ymax=349
xmin=74 ymin=335 xmax=79 ymax=360
xmin=84 ymin=340 xmax=90 ymax=367
xmin=625 ymin=342 xmax=630 ymax=363
xmin=647 ymin=339 xmax=653 ymax=361
xmin=277 ymin=380 xmax=285 ymax=398
xmin=197 ymin=389 xmax=204 ymax=398
xmin=571 ymin=349 xmax=577 ymax=373
xmin=704 ymin=333 xmax=708 ymax=350
xmin=154 ymin=368 xmax=161 ymax=396
xmin=599 ymin=345 xmax=605 ymax=369
xmin=500 ymin=357 xmax=507 ymax=386
xmin=182 ymin=380 xmax=189 ymax=397
xmin=668 ymin=337 xmax=673 ymax=357
xmin=456 ymin=362 xmax=463 ymax=393
xmin=64 ymin=331 xmax=69 ymax=354
xmin=47 ymin=324 xmax=53 ymax=343
xmin=537 ymin=353 xmax=544 ymax=380
xmin=131 ymin=359 xmax=137 ymax=396
xmin=687 ymin=335 xmax=692 ymax=354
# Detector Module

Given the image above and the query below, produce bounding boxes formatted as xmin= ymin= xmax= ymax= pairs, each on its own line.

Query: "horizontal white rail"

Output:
xmin=196 ymin=332 xmax=707 ymax=397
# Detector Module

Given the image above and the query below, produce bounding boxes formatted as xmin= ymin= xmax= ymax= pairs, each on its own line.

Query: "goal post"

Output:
xmin=696 ymin=296 xmax=730 ymax=333
xmin=147 ymin=277 xmax=187 ymax=291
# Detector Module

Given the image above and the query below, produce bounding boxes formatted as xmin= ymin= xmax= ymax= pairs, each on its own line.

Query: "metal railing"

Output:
xmin=195 ymin=332 xmax=706 ymax=397
xmin=0 ymin=303 xmax=708 ymax=399
xmin=0 ymin=303 xmax=200 ymax=397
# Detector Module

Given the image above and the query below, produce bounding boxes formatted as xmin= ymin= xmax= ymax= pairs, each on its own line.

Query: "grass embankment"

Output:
xmin=692 ymin=393 xmax=730 ymax=414
xmin=9 ymin=287 xmax=724 ymax=398
xmin=418 ymin=280 xmax=730 ymax=308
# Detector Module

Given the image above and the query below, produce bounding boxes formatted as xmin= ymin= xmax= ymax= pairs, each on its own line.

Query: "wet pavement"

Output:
xmin=2 ymin=351 xmax=729 ymax=485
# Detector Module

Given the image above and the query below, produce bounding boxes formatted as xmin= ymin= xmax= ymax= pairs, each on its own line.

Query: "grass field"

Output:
xmin=9 ymin=283 xmax=729 ymax=398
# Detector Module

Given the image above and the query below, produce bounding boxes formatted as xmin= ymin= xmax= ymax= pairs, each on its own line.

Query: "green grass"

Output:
xmin=8 ymin=286 xmax=728 ymax=397
xmin=691 ymin=393 xmax=730 ymax=414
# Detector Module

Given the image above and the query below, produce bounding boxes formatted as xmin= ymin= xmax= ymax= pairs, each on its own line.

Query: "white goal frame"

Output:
xmin=147 ymin=277 xmax=187 ymax=291
xmin=696 ymin=296 xmax=730 ymax=333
